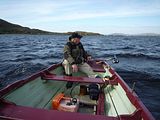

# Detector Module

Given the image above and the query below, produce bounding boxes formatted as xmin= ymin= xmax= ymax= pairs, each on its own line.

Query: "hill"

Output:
xmin=0 ymin=19 xmax=58 ymax=34
xmin=0 ymin=19 xmax=102 ymax=35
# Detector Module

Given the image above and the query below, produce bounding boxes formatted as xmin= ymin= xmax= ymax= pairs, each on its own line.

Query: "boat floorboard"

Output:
xmin=3 ymin=77 xmax=67 ymax=109
xmin=104 ymin=84 xmax=136 ymax=116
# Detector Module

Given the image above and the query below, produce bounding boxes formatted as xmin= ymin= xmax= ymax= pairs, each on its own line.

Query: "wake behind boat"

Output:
xmin=0 ymin=59 xmax=155 ymax=120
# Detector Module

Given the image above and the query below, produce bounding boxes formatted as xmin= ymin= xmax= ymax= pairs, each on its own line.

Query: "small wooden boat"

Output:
xmin=0 ymin=59 xmax=155 ymax=120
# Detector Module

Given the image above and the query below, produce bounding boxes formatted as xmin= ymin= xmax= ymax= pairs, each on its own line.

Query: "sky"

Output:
xmin=1 ymin=0 xmax=160 ymax=35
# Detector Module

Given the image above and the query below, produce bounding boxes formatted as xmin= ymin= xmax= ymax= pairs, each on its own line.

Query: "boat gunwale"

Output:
xmin=0 ymin=102 xmax=118 ymax=120
xmin=109 ymin=68 xmax=155 ymax=120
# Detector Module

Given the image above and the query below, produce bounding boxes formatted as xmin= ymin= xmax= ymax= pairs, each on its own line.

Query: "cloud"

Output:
xmin=1 ymin=0 xmax=160 ymax=34
xmin=28 ymin=1 xmax=160 ymax=23
xmin=27 ymin=8 xmax=160 ymax=24
xmin=1 ymin=0 xmax=160 ymax=19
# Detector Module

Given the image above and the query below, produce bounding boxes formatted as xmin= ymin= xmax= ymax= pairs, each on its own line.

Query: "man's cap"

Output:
xmin=69 ymin=32 xmax=83 ymax=39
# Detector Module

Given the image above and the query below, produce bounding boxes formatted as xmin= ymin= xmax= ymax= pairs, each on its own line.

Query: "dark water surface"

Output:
xmin=0 ymin=34 xmax=160 ymax=119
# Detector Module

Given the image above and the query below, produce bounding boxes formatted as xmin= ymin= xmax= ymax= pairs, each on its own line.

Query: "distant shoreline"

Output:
xmin=0 ymin=19 xmax=102 ymax=36
xmin=1 ymin=19 xmax=160 ymax=36
xmin=1 ymin=33 xmax=160 ymax=37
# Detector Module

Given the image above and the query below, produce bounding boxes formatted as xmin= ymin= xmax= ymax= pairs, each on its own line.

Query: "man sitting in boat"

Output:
xmin=63 ymin=32 xmax=97 ymax=88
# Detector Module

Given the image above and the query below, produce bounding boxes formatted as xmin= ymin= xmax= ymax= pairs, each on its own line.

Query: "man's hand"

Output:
xmin=72 ymin=64 xmax=78 ymax=72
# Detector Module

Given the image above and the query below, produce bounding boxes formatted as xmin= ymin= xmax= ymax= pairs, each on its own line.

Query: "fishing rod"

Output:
xmin=95 ymin=55 xmax=119 ymax=69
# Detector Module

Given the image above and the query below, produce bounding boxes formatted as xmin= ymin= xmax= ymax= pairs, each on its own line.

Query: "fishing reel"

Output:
xmin=66 ymin=98 xmax=78 ymax=106
xmin=105 ymin=55 xmax=119 ymax=64
xmin=112 ymin=55 xmax=119 ymax=63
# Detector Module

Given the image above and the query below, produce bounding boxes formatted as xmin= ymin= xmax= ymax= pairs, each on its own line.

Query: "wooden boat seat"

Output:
xmin=41 ymin=72 xmax=118 ymax=85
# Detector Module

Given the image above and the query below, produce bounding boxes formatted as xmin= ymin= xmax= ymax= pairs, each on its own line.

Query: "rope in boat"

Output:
xmin=70 ymin=82 xmax=80 ymax=97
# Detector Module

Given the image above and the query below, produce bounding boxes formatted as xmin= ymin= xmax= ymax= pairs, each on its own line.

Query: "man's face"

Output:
xmin=73 ymin=38 xmax=80 ymax=44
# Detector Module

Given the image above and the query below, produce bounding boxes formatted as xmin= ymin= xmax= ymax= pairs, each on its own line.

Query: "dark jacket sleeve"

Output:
xmin=63 ymin=44 xmax=75 ymax=65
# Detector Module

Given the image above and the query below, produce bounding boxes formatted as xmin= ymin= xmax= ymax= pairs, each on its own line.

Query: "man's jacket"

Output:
xmin=63 ymin=42 xmax=88 ymax=65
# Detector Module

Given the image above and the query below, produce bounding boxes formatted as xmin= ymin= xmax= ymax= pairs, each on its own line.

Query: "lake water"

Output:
xmin=0 ymin=34 xmax=160 ymax=119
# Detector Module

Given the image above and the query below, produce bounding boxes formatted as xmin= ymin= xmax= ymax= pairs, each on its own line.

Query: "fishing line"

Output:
xmin=107 ymin=86 xmax=121 ymax=120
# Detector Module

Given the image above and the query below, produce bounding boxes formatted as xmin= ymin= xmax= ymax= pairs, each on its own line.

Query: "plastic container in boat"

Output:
xmin=52 ymin=93 xmax=79 ymax=112
xmin=58 ymin=98 xmax=79 ymax=112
